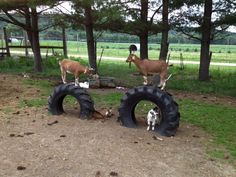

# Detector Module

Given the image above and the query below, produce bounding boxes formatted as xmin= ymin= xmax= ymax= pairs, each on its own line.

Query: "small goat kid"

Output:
xmin=126 ymin=54 xmax=170 ymax=90
xmin=59 ymin=59 xmax=97 ymax=86
xmin=147 ymin=107 xmax=160 ymax=131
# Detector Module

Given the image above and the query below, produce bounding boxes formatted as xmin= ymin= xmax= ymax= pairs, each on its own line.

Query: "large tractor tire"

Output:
xmin=48 ymin=83 xmax=94 ymax=119
xmin=119 ymin=86 xmax=180 ymax=136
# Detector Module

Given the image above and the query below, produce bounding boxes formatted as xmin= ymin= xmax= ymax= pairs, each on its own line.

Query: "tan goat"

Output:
xmin=126 ymin=54 xmax=171 ymax=90
xmin=59 ymin=59 xmax=98 ymax=86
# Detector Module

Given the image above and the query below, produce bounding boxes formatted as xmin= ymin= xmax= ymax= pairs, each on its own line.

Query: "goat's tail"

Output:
xmin=167 ymin=53 xmax=170 ymax=65
xmin=166 ymin=53 xmax=173 ymax=67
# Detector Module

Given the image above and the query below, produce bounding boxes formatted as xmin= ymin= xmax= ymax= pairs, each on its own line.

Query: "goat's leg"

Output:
xmin=147 ymin=120 xmax=151 ymax=131
xmin=60 ymin=66 xmax=67 ymax=84
xmin=161 ymin=81 xmax=166 ymax=90
xmin=143 ymin=76 xmax=148 ymax=85
xmin=61 ymin=71 xmax=67 ymax=84
xmin=75 ymin=76 xmax=79 ymax=86
xmin=159 ymin=73 xmax=167 ymax=90
xmin=152 ymin=120 xmax=156 ymax=130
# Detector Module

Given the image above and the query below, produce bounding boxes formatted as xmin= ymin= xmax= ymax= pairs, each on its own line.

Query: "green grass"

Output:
xmin=1 ymin=54 xmax=236 ymax=162
xmin=7 ymin=41 xmax=236 ymax=63
xmin=19 ymin=98 xmax=46 ymax=108
xmin=1 ymin=56 xmax=236 ymax=96
xmin=90 ymin=92 xmax=124 ymax=108
xmin=168 ymin=65 xmax=236 ymax=97
xmin=179 ymin=99 xmax=236 ymax=159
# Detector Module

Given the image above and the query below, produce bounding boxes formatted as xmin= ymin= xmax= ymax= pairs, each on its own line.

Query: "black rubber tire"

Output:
xmin=48 ymin=83 xmax=94 ymax=119
xmin=119 ymin=86 xmax=180 ymax=136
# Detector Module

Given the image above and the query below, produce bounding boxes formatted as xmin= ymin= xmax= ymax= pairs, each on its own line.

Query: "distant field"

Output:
xmin=4 ymin=40 xmax=236 ymax=63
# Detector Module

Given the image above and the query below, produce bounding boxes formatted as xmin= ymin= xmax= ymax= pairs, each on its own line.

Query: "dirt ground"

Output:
xmin=0 ymin=73 xmax=236 ymax=177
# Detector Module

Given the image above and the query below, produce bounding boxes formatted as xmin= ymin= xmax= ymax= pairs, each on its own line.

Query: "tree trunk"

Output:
xmin=31 ymin=7 xmax=43 ymax=72
xmin=62 ymin=28 xmax=68 ymax=58
xmin=24 ymin=7 xmax=33 ymax=46
xmin=84 ymin=5 xmax=97 ymax=71
xmin=199 ymin=0 xmax=212 ymax=81
xmin=139 ymin=34 xmax=148 ymax=59
xmin=24 ymin=31 xmax=29 ymax=56
xmin=159 ymin=0 xmax=169 ymax=60
xmin=3 ymin=27 xmax=10 ymax=57
xmin=140 ymin=0 xmax=148 ymax=59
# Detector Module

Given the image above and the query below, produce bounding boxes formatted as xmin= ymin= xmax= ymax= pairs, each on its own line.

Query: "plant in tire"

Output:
xmin=118 ymin=86 xmax=180 ymax=136
xmin=48 ymin=83 xmax=94 ymax=118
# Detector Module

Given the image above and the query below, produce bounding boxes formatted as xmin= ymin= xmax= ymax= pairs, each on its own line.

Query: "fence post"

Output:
xmin=24 ymin=31 xmax=29 ymax=57
xmin=180 ymin=53 xmax=184 ymax=70
xmin=3 ymin=27 xmax=10 ymax=57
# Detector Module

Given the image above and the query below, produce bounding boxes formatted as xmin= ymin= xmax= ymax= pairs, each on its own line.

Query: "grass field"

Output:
xmin=5 ymin=40 xmax=236 ymax=63
xmin=0 ymin=56 xmax=236 ymax=97
xmin=0 ymin=44 xmax=236 ymax=162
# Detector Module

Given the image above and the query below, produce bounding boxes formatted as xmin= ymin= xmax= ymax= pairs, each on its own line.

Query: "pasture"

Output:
xmin=5 ymin=40 xmax=236 ymax=63
xmin=0 ymin=43 xmax=236 ymax=176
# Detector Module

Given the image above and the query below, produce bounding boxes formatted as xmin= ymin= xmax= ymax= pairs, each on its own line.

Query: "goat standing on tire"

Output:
xmin=59 ymin=59 xmax=98 ymax=86
xmin=126 ymin=54 xmax=171 ymax=90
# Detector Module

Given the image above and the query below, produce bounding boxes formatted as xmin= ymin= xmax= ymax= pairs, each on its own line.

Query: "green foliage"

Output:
xmin=0 ymin=56 xmax=34 ymax=73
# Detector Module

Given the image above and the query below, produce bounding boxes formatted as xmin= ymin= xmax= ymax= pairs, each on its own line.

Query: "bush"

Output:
xmin=185 ymin=48 xmax=190 ymax=52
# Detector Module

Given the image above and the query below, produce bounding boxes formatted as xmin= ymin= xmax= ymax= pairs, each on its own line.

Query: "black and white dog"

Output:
xmin=147 ymin=107 xmax=160 ymax=131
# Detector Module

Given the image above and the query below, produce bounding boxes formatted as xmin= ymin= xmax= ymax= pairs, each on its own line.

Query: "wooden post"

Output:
xmin=3 ymin=27 xmax=10 ymax=57
xmin=180 ymin=53 xmax=184 ymax=70
xmin=209 ymin=51 xmax=212 ymax=61
xmin=62 ymin=28 xmax=68 ymax=58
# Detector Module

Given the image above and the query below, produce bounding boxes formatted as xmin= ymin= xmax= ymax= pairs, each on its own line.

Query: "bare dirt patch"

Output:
xmin=0 ymin=73 xmax=235 ymax=177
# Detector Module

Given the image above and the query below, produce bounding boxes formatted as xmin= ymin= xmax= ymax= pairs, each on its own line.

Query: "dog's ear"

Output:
xmin=153 ymin=106 xmax=158 ymax=112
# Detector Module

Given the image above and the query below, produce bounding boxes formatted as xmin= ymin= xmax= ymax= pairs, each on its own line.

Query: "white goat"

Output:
xmin=146 ymin=107 xmax=160 ymax=131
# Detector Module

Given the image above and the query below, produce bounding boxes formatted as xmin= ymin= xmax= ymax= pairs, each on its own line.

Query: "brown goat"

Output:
xmin=126 ymin=54 xmax=170 ymax=90
xmin=59 ymin=59 xmax=98 ymax=86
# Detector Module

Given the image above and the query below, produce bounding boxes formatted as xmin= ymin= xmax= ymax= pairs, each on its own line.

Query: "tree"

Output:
xmin=159 ymin=0 xmax=169 ymax=60
xmin=171 ymin=0 xmax=236 ymax=81
xmin=0 ymin=6 xmax=43 ymax=71
xmin=100 ymin=0 xmax=163 ymax=59
xmin=124 ymin=0 xmax=163 ymax=59
xmin=199 ymin=0 xmax=212 ymax=81
xmin=59 ymin=0 xmax=99 ymax=72
xmin=0 ymin=0 xmax=59 ymax=72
